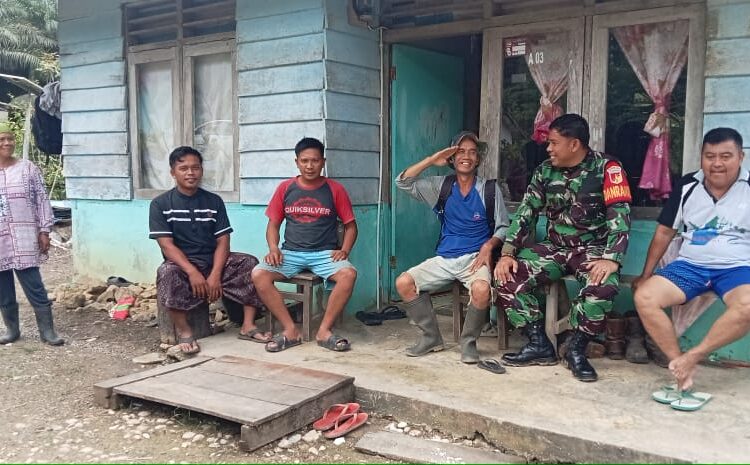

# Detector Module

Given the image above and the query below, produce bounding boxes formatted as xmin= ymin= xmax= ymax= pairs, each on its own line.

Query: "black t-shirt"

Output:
xmin=148 ymin=188 xmax=233 ymax=265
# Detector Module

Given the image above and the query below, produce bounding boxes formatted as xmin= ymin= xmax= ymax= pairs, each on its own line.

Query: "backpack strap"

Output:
xmin=435 ymin=174 xmax=456 ymax=221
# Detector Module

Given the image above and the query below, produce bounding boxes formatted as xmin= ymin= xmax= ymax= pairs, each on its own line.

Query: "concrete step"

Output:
xmin=355 ymin=431 xmax=525 ymax=464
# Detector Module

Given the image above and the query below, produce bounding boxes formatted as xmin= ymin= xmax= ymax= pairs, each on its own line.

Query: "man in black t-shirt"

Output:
xmin=149 ymin=146 xmax=267 ymax=354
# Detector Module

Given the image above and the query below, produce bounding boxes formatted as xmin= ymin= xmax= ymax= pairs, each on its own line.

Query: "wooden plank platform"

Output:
xmin=94 ymin=355 xmax=355 ymax=451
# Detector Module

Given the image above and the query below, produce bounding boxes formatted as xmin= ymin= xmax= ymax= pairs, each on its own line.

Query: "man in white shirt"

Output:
xmin=633 ymin=127 xmax=750 ymax=391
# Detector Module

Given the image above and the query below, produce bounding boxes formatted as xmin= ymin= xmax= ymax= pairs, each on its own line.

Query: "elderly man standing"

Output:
xmin=0 ymin=122 xmax=63 ymax=346
xmin=394 ymin=131 xmax=510 ymax=364
xmin=634 ymin=127 xmax=750 ymax=392
xmin=495 ymin=114 xmax=632 ymax=382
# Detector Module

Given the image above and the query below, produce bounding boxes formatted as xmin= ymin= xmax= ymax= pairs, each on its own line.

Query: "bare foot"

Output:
xmin=669 ymin=351 xmax=701 ymax=391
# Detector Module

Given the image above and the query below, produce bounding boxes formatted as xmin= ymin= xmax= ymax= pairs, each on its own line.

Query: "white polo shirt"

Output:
xmin=657 ymin=168 xmax=750 ymax=268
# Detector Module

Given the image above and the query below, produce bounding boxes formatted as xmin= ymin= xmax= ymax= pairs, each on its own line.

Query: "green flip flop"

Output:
xmin=670 ymin=391 xmax=712 ymax=412
xmin=652 ymin=384 xmax=681 ymax=404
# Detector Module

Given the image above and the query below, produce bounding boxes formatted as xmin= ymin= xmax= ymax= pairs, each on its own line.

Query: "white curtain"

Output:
xmin=192 ymin=52 xmax=233 ymax=192
xmin=137 ymin=61 xmax=174 ymax=190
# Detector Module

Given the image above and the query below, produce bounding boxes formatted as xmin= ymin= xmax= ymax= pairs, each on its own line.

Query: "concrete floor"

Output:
xmin=197 ymin=306 xmax=750 ymax=463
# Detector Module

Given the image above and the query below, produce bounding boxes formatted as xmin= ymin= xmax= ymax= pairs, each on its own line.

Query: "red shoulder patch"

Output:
xmin=603 ymin=161 xmax=632 ymax=206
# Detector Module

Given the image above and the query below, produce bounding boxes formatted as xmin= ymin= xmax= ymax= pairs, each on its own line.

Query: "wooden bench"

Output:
xmin=544 ymin=274 xmax=638 ymax=351
xmin=266 ymin=271 xmax=334 ymax=342
xmin=451 ymin=281 xmax=510 ymax=350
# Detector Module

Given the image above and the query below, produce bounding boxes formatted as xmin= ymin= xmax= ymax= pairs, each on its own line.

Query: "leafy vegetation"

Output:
xmin=0 ymin=0 xmax=59 ymax=82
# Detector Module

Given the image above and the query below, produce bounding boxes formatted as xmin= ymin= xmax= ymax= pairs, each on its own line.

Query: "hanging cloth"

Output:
xmin=613 ymin=20 xmax=689 ymax=200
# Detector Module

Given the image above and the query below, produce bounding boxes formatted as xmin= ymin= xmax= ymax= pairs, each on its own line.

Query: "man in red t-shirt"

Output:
xmin=252 ymin=137 xmax=358 ymax=352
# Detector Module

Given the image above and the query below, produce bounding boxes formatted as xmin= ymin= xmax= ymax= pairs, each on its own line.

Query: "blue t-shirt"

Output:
xmin=435 ymin=181 xmax=490 ymax=258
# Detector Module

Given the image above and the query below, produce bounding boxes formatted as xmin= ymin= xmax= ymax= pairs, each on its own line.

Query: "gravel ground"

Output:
xmin=0 ymin=246 xmax=485 ymax=464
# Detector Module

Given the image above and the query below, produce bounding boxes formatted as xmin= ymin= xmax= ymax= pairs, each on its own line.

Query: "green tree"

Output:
xmin=0 ymin=0 xmax=59 ymax=83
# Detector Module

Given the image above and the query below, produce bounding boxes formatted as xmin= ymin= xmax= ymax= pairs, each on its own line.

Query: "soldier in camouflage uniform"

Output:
xmin=495 ymin=114 xmax=631 ymax=382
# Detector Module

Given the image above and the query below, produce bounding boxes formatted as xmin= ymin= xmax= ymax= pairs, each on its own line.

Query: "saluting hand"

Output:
xmin=430 ymin=146 xmax=459 ymax=167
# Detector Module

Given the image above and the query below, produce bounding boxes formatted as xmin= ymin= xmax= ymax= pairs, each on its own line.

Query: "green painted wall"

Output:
xmin=71 ymin=200 xmax=382 ymax=313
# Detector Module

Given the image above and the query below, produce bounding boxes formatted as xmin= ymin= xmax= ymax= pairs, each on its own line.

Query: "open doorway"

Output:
xmin=388 ymin=34 xmax=483 ymax=300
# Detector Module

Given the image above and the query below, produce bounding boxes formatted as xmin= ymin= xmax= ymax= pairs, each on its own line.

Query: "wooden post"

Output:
xmin=157 ymin=301 xmax=212 ymax=344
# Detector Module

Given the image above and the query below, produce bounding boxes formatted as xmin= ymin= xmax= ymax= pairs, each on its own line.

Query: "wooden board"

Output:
xmin=98 ymin=355 xmax=354 ymax=451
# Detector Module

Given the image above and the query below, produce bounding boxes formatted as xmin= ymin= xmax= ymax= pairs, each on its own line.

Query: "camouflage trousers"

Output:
xmin=495 ymin=242 xmax=620 ymax=336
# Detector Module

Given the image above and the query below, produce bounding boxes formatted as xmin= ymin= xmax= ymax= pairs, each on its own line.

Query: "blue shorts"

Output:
xmin=254 ymin=249 xmax=355 ymax=290
xmin=655 ymin=260 xmax=750 ymax=301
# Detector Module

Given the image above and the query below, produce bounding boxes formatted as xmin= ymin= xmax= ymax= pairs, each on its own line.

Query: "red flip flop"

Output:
xmin=312 ymin=403 xmax=360 ymax=431
xmin=323 ymin=411 xmax=369 ymax=439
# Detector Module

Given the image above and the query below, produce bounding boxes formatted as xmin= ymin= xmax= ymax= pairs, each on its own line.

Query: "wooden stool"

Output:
xmin=266 ymin=271 xmax=325 ymax=342
xmin=451 ymin=281 xmax=510 ymax=350
xmin=544 ymin=274 xmax=640 ymax=352
xmin=157 ymin=301 xmax=212 ymax=345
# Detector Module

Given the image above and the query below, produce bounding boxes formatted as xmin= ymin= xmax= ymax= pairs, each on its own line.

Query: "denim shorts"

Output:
xmin=254 ymin=249 xmax=355 ymax=290
xmin=655 ymin=259 xmax=750 ymax=301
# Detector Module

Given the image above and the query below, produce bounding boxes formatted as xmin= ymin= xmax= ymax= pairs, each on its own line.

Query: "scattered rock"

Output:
xmin=132 ymin=352 xmax=167 ymax=365
xmin=397 ymin=421 xmax=408 ymax=429
xmin=166 ymin=345 xmax=192 ymax=361
xmin=333 ymin=437 xmax=346 ymax=446
xmin=385 ymin=422 xmax=403 ymax=434
xmin=192 ymin=434 xmax=205 ymax=443
xmin=308 ymin=447 xmax=319 ymax=456
xmin=182 ymin=432 xmax=196 ymax=440
xmin=408 ymin=429 xmax=423 ymax=437
xmin=302 ymin=430 xmax=322 ymax=443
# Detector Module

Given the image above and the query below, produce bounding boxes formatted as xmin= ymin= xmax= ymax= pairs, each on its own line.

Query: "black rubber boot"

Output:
xmin=460 ymin=305 xmax=488 ymax=364
xmin=33 ymin=305 xmax=64 ymax=346
xmin=402 ymin=293 xmax=443 ymax=357
xmin=0 ymin=303 xmax=21 ymax=344
xmin=625 ymin=315 xmax=649 ymax=364
xmin=564 ymin=330 xmax=598 ymax=382
xmin=501 ymin=320 xmax=558 ymax=367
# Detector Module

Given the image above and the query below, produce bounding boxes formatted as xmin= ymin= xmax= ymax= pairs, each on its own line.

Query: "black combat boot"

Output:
xmin=564 ymin=330 xmax=598 ymax=382
xmin=501 ymin=320 xmax=558 ymax=366
xmin=0 ymin=303 xmax=21 ymax=344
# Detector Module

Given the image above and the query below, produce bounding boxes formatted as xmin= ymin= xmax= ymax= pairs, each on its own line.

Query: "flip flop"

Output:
xmin=652 ymin=384 xmax=681 ymax=404
xmin=379 ymin=305 xmax=406 ymax=320
xmin=317 ymin=334 xmax=351 ymax=352
xmin=312 ymin=403 xmax=360 ymax=431
xmin=265 ymin=334 xmax=303 ymax=353
xmin=177 ymin=336 xmax=200 ymax=354
xmin=323 ymin=411 xmax=369 ymax=439
xmin=107 ymin=276 xmax=133 ymax=287
xmin=477 ymin=358 xmax=506 ymax=374
xmin=670 ymin=391 xmax=712 ymax=412
xmin=355 ymin=311 xmax=383 ymax=326
xmin=237 ymin=328 xmax=271 ymax=343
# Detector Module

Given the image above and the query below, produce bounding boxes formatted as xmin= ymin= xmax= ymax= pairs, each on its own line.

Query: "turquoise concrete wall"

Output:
xmin=71 ymin=200 xmax=381 ymax=313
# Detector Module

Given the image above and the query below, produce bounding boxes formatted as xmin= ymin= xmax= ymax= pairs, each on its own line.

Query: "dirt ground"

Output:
xmin=0 ymin=247 xmax=405 ymax=464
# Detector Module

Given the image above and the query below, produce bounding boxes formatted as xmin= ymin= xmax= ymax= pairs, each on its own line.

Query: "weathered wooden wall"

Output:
xmin=704 ymin=0 xmax=750 ymax=157
xmin=237 ymin=0 xmax=381 ymax=205
xmin=58 ymin=0 xmax=381 ymax=204
xmin=59 ymin=0 xmax=130 ymax=200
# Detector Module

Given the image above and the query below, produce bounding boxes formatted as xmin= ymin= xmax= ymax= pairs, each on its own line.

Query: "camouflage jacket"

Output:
xmin=500 ymin=151 xmax=632 ymax=264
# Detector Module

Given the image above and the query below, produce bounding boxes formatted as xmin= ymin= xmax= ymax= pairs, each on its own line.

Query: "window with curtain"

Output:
xmin=126 ymin=0 xmax=237 ymax=199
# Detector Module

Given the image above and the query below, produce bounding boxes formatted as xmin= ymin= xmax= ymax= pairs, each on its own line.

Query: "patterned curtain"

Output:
xmin=613 ymin=20 xmax=689 ymax=199
xmin=525 ymin=32 xmax=572 ymax=144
